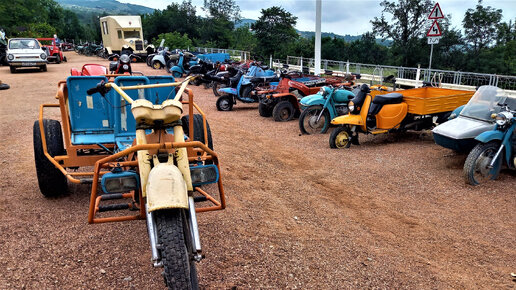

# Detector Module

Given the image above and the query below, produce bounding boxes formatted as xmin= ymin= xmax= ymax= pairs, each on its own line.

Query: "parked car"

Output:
xmin=37 ymin=38 xmax=67 ymax=63
xmin=6 ymin=38 xmax=48 ymax=73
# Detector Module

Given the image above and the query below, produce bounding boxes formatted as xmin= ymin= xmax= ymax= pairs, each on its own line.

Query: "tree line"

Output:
xmin=1 ymin=0 xmax=514 ymax=75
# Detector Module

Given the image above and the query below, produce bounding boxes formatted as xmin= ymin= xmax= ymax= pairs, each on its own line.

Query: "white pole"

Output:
xmin=300 ymin=57 xmax=303 ymax=72
xmin=270 ymin=55 xmax=272 ymax=68
xmin=314 ymin=0 xmax=322 ymax=76
xmin=428 ymin=44 xmax=434 ymax=82
xmin=415 ymin=64 xmax=421 ymax=88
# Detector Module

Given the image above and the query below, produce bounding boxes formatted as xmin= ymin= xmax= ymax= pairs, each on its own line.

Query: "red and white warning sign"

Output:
xmin=427 ymin=20 xmax=442 ymax=37
xmin=428 ymin=3 xmax=444 ymax=19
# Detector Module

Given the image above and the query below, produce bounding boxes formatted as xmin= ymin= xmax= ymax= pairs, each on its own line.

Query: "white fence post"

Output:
xmin=415 ymin=64 xmax=421 ymax=88
xmin=346 ymin=60 xmax=349 ymax=74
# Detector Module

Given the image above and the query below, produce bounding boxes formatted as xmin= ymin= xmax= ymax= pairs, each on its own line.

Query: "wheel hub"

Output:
xmin=336 ymin=131 xmax=350 ymax=148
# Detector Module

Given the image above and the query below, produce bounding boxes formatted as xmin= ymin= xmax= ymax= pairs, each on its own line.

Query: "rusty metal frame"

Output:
xmin=38 ymin=78 xmax=226 ymax=224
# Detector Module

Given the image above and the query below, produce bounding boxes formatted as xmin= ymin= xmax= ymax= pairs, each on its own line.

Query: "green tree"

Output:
xmin=252 ymin=6 xmax=298 ymax=59
xmin=371 ymin=0 xmax=433 ymax=66
xmin=462 ymin=0 xmax=502 ymax=52
xmin=203 ymin=0 xmax=241 ymax=22
xmin=231 ymin=24 xmax=256 ymax=52
xmin=154 ymin=32 xmax=193 ymax=50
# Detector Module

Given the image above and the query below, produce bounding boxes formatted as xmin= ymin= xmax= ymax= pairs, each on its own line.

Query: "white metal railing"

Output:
xmin=193 ymin=47 xmax=250 ymax=62
xmin=280 ymin=56 xmax=516 ymax=93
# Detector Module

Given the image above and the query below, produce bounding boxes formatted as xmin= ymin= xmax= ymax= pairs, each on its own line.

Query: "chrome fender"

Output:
xmin=146 ymin=163 xmax=188 ymax=212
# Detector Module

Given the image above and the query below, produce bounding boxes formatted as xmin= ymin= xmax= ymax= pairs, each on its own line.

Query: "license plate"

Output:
xmin=22 ymin=62 xmax=37 ymax=66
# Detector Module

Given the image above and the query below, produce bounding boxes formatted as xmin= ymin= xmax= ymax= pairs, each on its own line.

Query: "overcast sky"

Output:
xmin=119 ymin=0 xmax=516 ymax=36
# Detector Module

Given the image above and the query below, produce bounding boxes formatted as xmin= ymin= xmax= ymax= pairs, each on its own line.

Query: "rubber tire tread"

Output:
xmin=272 ymin=101 xmax=295 ymax=122
xmin=298 ymin=106 xmax=330 ymax=135
xmin=329 ymin=126 xmax=351 ymax=149
xmin=258 ymin=102 xmax=273 ymax=117
xmin=463 ymin=142 xmax=502 ymax=185
xmin=33 ymin=119 xmax=68 ymax=197
xmin=181 ymin=114 xmax=214 ymax=150
xmin=155 ymin=209 xmax=198 ymax=290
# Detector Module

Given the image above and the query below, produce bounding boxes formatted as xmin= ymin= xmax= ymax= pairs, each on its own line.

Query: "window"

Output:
xmin=117 ymin=30 xmax=122 ymax=39
xmin=123 ymin=30 xmax=140 ymax=39
xmin=102 ymin=21 xmax=108 ymax=35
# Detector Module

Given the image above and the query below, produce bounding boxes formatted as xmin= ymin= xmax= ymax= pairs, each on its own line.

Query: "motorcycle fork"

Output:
xmin=316 ymin=98 xmax=332 ymax=122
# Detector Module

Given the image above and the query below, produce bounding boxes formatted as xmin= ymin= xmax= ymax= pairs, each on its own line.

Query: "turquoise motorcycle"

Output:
xmin=298 ymin=86 xmax=356 ymax=134
xmin=463 ymin=98 xmax=516 ymax=185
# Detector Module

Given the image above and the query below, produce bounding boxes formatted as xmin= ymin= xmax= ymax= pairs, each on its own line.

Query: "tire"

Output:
xmin=153 ymin=60 xmax=162 ymax=69
xmin=299 ymin=106 xmax=331 ymax=135
xmin=9 ymin=66 xmax=16 ymax=73
xmin=63 ymin=56 xmax=67 ymax=62
xmin=41 ymin=64 xmax=47 ymax=72
xmin=55 ymin=54 xmax=61 ymax=64
xmin=272 ymin=101 xmax=295 ymax=122
xmin=0 ymin=83 xmax=9 ymax=90
xmin=166 ymin=60 xmax=176 ymax=74
xmin=241 ymin=85 xmax=253 ymax=99
xmin=258 ymin=102 xmax=273 ymax=117
xmin=33 ymin=120 xmax=68 ymax=197
xmin=463 ymin=142 xmax=502 ymax=185
xmin=212 ymin=82 xmax=227 ymax=97
xmin=329 ymin=126 xmax=352 ymax=149
xmin=155 ymin=209 xmax=198 ymax=290
xmin=216 ymin=95 xmax=233 ymax=111
xmin=181 ymin=114 xmax=214 ymax=150
xmin=146 ymin=55 xmax=153 ymax=67
xmin=173 ymin=71 xmax=183 ymax=78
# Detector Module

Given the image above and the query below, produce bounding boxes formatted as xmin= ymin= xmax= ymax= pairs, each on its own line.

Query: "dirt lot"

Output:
xmin=0 ymin=52 xmax=514 ymax=289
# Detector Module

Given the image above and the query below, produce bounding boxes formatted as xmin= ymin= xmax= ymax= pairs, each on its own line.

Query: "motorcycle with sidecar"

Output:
xmin=33 ymin=74 xmax=226 ymax=289
xmin=432 ymin=86 xmax=508 ymax=153
xmin=463 ymin=97 xmax=516 ymax=185
xmin=329 ymin=84 xmax=475 ymax=148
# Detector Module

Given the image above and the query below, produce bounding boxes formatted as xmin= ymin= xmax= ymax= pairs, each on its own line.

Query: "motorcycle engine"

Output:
xmin=335 ymin=105 xmax=349 ymax=116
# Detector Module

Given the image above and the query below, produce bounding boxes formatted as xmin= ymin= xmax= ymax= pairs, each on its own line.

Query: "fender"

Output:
xmin=331 ymin=114 xmax=364 ymax=126
xmin=152 ymin=54 xmax=165 ymax=65
xmin=146 ymin=163 xmax=189 ymax=212
xmin=300 ymin=94 xmax=325 ymax=107
xmin=475 ymin=130 xmax=504 ymax=143
xmin=171 ymin=66 xmax=184 ymax=78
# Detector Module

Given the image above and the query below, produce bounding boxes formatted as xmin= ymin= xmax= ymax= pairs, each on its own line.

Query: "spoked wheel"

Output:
xmin=272 ymin=101 xmax=295 ymax=122
xmin=216 ymin=95 xmax=233 ymax=111
xmin=329 ymin=126 xmax=354 ymax=149
xmin=155 ymin=209 xmax=199 ymax=290
xmin=299 ymin=106 xmax=330 ymax=134
xmin=463 ymin=142 xmax=502 ymax=185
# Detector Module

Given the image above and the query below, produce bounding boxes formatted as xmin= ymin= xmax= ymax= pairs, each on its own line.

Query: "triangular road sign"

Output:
xmin=427 ymin=20 xmax=442 ymax=37
xmin=428 ymin=3 xmax=444 ymax=19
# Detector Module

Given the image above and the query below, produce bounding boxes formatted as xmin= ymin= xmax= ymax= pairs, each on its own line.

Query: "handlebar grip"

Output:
xmin=87 ymin=81 xmax=110 ymax=96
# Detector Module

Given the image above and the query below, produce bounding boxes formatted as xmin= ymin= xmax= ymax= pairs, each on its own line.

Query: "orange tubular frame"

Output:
xmin=38 ymin=80 xmax=226 ymax=224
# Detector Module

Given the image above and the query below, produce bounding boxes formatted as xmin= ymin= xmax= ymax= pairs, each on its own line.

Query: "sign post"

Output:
xmin=426 ymin=3 xmax=444 ymax=81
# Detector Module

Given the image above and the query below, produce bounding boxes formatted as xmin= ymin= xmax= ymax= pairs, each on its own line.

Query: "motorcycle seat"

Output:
xmin=372 ymin=93 xmax=403 ymax=105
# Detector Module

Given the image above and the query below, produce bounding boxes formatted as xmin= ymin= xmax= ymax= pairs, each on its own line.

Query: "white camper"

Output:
xmin=99 ymin=15 xmax=153 ymax=56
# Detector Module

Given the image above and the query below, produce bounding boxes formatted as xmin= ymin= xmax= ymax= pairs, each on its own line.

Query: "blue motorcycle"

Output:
xmin=216 ymin=64 xmax=277 ymax=111
xmin=298 ymin=86 xmax=356 ymax=134
xmin=170 ymin=51 xmax=199 ymax=78
xmin=463 ymin=99 xmax=516 ymax=185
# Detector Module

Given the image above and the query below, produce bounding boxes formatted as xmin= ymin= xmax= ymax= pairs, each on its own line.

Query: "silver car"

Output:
xmin=6 ymin=38 xmax=48 ymax=73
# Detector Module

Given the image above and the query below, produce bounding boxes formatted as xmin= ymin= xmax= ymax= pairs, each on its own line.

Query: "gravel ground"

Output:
xmin=0 ymin=52 xmax=515 ymax=289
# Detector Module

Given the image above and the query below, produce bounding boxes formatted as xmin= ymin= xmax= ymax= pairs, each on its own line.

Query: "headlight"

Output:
xmin=318 ymin=87 xmax=325 ymax=95
xmin=348 ymin=101 xmax=355 ymax=112
xmin=40 ymin=53 xmax=47 ymax=60
xmin=130 ymin=40 xmax=134 ymax=44
xmin=120 ymin=54 xmax=130 ymax=63
xmin=7 ymin=54 xmax=14 ymax=60
xmin=122 ymin=64 xmax=129 ymax=70
xmin=190 ymin=164 xmax=219 ymax=187
xmin=495 ymin=111 xmax=513 ymax=126
xmin=101 ymin=170 xmax=140 ymax=194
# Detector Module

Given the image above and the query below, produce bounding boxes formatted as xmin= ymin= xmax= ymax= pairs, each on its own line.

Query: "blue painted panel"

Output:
xmin=71 ymin=133 xmax=115 ymax=145
xmin=147 ymin=76 xmax=176 ymax=104
xmin=113 ymin=76 xmax=150 ymax=136
xmin=476 ymin=130 xmax=504 ymax=143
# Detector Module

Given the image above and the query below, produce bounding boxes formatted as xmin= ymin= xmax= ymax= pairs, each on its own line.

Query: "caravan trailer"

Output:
xmin=100 ymin=15 xmax=154 ymax=58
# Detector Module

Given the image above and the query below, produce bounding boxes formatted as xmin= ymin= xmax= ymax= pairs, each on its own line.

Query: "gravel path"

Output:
xmin=0 ymin=52 xmax=514 ymax=289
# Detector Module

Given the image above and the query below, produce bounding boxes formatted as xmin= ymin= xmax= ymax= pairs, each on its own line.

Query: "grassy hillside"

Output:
xmin=55 ymin=0 xmax=154 ymax=15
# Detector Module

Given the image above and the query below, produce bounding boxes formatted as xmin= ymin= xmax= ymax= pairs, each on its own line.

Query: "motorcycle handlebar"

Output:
xmin=87 ymin=81 xmax=111 ymax=96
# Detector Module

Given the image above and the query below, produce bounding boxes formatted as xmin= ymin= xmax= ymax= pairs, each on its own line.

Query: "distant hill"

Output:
xmin=235 ymin=18 xmax=390 ymax=46
xmin=55 ymin=0 xmax=154 ymax=15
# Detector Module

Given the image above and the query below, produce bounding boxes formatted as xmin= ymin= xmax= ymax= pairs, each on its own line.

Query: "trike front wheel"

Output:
xmin=463 ymin=142 xmax=502 ymax=185
xmin=155 ymin=209 xmax=198 ymax=290
xmin=329 ymin=126 xmax=353 ymax=149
